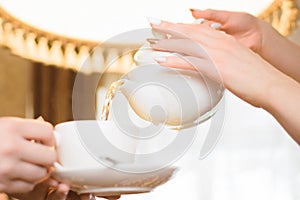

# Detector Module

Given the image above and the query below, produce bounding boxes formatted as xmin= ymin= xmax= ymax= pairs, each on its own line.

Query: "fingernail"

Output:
xmin=147 ymin=17 xmax=162 ymax=26
xmin=210 ymin=22 xmax=222 ymax=29
xmin=154 ymin=57 xmax=167 ymax=63
xmin=194 ymin=18 xmax=207 ymax=24
xmin=147 ymin=38 xmax=160 ymax=44
xmin=190 ymin=8 xmax=202 ymax=12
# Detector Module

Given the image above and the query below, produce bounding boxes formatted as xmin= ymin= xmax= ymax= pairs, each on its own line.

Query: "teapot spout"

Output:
xmin=118 ymin=79 xmax=136 ymax=99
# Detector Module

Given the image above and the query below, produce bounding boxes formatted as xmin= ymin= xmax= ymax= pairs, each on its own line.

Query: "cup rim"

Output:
xmin=55 ymin=120 xmax=111 ymax=129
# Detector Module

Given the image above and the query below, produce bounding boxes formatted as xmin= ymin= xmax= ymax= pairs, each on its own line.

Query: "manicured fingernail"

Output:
xmin=147 ymin=17 xmax=162 ymax=26
xmin=154 ymin=57 xmax=167 ymax=63
xmin=190 ymin=8 xmax=202 ymax=12
xmin=147 ymin=38 xmax=160 ymax=44
xmin=210 ymin=23 xmax=222 ymax=29
xmin=194 ymin=18 xmax=207 ymax=24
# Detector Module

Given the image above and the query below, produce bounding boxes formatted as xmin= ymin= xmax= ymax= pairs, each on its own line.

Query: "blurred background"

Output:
xmin=0 ymin=0 xmax=300 ymax=199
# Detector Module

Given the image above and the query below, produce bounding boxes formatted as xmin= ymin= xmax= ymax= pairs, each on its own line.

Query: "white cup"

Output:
xmin=54 ymin=120 xmax=139 ymax=169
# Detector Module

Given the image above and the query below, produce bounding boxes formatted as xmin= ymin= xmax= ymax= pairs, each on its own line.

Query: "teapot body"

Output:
xmin=118 ymin=47 xmax=224 ymax=129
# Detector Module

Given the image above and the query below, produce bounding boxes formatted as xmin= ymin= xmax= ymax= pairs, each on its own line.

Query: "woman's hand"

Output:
xmin=190 ymin=9 xmax=300 ymax=82
xmin=0 ymin=117 xmax=56 ymax=194
xmin=148 ymin=18 xmax=300 ymax=145
xmin=190 ymin=9 xmax=270 ymax=53
xmin=148 ymin=19 xmax=284 ymax=108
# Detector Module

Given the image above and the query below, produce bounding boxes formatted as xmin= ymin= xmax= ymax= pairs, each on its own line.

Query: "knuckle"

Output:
xmin=0 ymin=163 xmax=14 ymax=177
xmin=1 ymin=140 xmax=19 ymax=156
xmin=222 ymin=34 xmax=236 ymax=45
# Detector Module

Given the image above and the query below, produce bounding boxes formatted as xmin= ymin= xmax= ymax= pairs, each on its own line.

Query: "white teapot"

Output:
xmin=117 ymin=45 xmax=224 ymax=129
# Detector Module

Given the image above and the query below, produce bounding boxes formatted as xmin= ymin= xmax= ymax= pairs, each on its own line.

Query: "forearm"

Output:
xmin=260 ymin=20 xmax=300 ymax=82
xmin=262 ymin=72 xmax=300 ymax=145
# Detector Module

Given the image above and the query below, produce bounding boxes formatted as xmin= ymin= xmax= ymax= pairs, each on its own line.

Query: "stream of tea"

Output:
xmin=101 ymin=79 xmax=183 ymax=129
xmin=100 ymin=80 xmax=124 ymax=121
xmin=99 ymin=79 xmax=177 ymax=189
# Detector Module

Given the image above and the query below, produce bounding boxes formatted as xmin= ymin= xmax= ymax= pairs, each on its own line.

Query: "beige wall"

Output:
xmin=1 ymin=1 xmax=300 ymax=120
xmin=0 ymin=46 xmax=32 ymax=117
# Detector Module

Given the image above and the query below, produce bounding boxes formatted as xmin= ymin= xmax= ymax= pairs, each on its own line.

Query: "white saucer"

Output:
xmin=77 ymin=187 xmax=151 ymax=196
xmin=52 ymin=163 xmax=177 ymax=196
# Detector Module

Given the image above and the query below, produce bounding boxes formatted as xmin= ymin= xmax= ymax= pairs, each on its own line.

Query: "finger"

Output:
xmin=154 ymin=55 xmax=195 ymax=71
xmin=55 ymin=183 xmax=70 ymax=195
xmin=148 ymin=17 xmax=201 ymax=39
xmin=194 ymin=18 xmax=222 ymax=30
xmin=10 ymin=161 xmax=48 ymax=183
xmin=154 ymin=55 xmax=222 ymax=83
xmin=180 ymin=56 xmax=222 ymax=83
xmin=20 ymin=140 xmax=57 ymax=166
xmin=190 ymin=8 xmax=230 ymax=24
xmin=199 ymin=21 xmax=222 ymax=29
xmin=4 ymin=180 xmax=35 ymax=194
xmin=17 ymin=119 xmax=55 ymax=147
xmin=151 ymin=38 xmax=209 ymax=58
xmin=46 ymin=178 xmax=59 ymax=188
xmin=148 ymin=18 xmax=222 ymax=41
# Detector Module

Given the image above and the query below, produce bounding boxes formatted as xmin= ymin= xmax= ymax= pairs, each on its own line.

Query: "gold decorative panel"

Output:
xmin=0 ymin=0 xmax=298 ymax=72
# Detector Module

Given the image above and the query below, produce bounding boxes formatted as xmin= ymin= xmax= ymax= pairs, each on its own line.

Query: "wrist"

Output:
xmin=258 ymin=20 xmax=286 ymax=59
xmin=261 ymin=71 xmax=299 ymax=113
